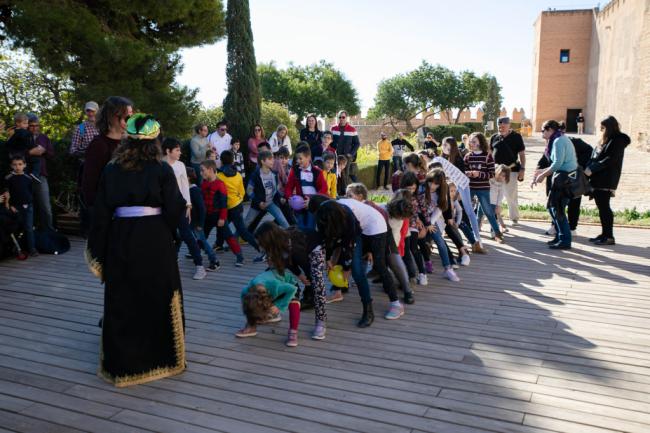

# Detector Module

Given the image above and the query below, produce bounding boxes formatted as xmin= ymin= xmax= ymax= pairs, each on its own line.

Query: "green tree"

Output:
xmin=368 ymin=62 xmax=492 ymax=131
xmin=368 ymin=62 xmax=456 ymax=132
xmin=195 ymin=106 xmax=225 ymax=133
xmin=223 ymin=0 xmax=261 ymax=157
xmin=0 ymin=0 xmax=226 ymax=136
xmin=260 ymin=100 xmax=298 ymax=144
xmin=0 ymin=48 xmax=78 ymax=139
xmin=258 ymin=61 xmax=361 ymax=129
xmin=482 ymin=76 xmax=503 ymax=127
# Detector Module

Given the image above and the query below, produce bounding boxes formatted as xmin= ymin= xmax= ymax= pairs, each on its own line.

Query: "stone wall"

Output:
xmin=589 ymin=0 xmax=650 ymax=151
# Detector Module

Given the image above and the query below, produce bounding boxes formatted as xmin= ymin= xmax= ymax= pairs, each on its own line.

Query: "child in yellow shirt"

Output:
xmin=322 ymin=152 xmax=338 ymax=198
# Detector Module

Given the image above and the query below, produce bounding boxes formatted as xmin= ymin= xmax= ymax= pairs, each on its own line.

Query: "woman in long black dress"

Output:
xmin=86 ymin=114 xmax=187 ymax=387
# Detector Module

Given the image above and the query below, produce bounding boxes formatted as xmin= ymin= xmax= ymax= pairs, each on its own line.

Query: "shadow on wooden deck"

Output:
xmin=1 ymin=221 xmax=649 ymax=433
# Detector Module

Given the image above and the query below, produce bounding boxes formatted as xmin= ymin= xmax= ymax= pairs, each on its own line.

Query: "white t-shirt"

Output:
xmin=338 ymin=198 xmax=387 ymax=236
xmin=169 ymin=160 xmax=191 ymax=206
xmin=207 ymin=132 xmax=232 ymax=159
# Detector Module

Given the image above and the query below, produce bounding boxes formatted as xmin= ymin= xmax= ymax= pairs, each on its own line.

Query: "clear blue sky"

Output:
xmin=177 ymin=0 xmax=599 ymax=117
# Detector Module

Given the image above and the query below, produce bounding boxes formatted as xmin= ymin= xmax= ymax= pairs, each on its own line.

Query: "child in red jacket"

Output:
xmin=200 ymin=160 xmax=244 ymax=267
xmin=284 ymin=143 xmax=328 ymax=230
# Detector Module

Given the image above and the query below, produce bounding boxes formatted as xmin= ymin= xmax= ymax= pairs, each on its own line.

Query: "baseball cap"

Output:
xmin=85 ymin=101 xmax=99 ymax=112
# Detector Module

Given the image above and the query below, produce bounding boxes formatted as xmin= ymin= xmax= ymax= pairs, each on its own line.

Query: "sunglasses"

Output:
xmin=254 ymin=127 xmax=261 ymax=131
xmin=28 ymin=124 xmax=40 ymax=127
xmin=219 ymin=128 xmax=227 ymax=132
xmin=338 ymin=116 xmax=346 ymax=119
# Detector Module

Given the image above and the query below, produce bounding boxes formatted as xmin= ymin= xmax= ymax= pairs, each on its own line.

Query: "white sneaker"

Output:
xmin=444 ymin=268 xmax=460 ymax=282
xmin=193 ymin=265 xmax=207 ymax=280
xmin=416 ymin=273 xmax=428 ymax=285
xmin=460 ymin=254 xmax=471 ymax=266
xmin=545 ymin=225 xmax=556 ymax=236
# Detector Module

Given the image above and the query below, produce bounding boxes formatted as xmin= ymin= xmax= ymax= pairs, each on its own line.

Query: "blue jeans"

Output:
xmin=351 ymin=235 xmax=372 ymax=304
xmin=17 ymin=204 xmax=35 ymax=252
xmin=33 ymin=175 xmax=54 ymax=231
xmin=471 ymin=189 xmax=501 ymax=236
xmin=459 ymin=187 xmax=481 ymax=242
xmin=427 ymin=229 xmax=451 ymax=268
xmin=392 ymin=156 xmax=403 ymax=173
xmin=177 ymin=214 xmax=203 ymax=266
xmin=228 ymin=204 xmax=259 ymax=251
xmin=549 ymin=196 xmax=572 ymax=246
xmin=244 ymin=203 xmax=289 ymax=229
xmin=193 ymin=227 xmax=218 ymax=265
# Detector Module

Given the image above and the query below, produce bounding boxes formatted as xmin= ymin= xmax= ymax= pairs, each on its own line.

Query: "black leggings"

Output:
xmin=593 ymin=190 xmax=614 ymax=238
xmin=406 ymin=234 xmax=425 ymax=275
xmin=376 ymin=160 xmax=390 ymax=188
xmin=363 ymin=233 xmax=398 ymax=302
xmin=568 ymin=196 xmax=582 ymax=231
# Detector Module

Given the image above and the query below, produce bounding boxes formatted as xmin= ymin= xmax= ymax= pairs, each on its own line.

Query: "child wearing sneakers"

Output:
xmin=235 ymin=269 xmax=301 ymax=347
xmin=200 ymin=160 xmax=245 ymax=266
xmin=420 ymin=169 xmax=460 ymax=282
xmin=255 ymin=221 xmax=328 ymax=342
xmin=490 ymin=164 xmax=511 ymax=234
xmin=217 ymin=150 xmax=265 ymax=262
xmin=447 ymin=181 xmax=471 ymax=267
xmin=187 ymin=166 xmax=220 ymax=272
xmin=162 ymin=138 xmax=206 ymax=280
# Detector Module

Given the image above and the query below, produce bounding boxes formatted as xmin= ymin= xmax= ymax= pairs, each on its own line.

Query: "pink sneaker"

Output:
xmin=286 ymin=330 xmax=298 ymax=347
xmin=444 ymin=268 xmax=460 ymax=282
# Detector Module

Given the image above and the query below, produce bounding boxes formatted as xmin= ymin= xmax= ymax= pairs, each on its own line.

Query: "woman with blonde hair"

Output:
xmin=269 ymin=124 xmax=292 ymax=154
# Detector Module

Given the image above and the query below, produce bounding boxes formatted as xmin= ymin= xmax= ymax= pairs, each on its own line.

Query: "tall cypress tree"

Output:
xmin=223 ymin=0 xmax=261 ymax=160
xmin=482 ymin=76 xmax=503 ymax=128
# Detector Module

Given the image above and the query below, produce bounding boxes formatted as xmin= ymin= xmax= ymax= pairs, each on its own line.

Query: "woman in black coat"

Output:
xmin=585 ymin=115 xmax=630 ymax=245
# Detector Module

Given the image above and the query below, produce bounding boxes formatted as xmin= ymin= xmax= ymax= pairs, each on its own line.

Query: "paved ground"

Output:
xmin=1 ymin=222 xmax=650 ymax=432
xmin=518 ymin=133 xmax=649 ymax=212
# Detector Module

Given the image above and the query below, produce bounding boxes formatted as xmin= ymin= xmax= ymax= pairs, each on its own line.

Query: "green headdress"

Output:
xmin=126 ymin=113 xmax=161 ymax=140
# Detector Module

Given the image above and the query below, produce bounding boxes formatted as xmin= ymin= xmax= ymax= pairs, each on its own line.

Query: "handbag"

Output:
xmin=567 ymin=166 xmax=592 ymax=198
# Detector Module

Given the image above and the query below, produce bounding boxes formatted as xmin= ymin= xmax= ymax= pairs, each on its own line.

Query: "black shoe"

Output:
xmin=341 ymin=285 xmax=349 ymax=294
xmin=357 ymin=302 xmax=374 ymax=328
xmin=549 ymin=243 xmax=571 ymax=250
xmin=594 ymin=237 xmax=615 ymax=246
xmin=404 ymin=292 xmax=415 ymax=305
xmin=371 ymin=277 xmax=382 ymax=284
xmin=588 ymin=235 xmax=604 ymax=243
xmin=206 ymin=262 xmax=221 ymax=271
xmin=546 ymin=238 xmax=559 ymax=245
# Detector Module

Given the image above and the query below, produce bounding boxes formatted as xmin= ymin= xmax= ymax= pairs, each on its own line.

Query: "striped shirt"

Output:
xmin=463 ymin=151 xmax=495 ymax=190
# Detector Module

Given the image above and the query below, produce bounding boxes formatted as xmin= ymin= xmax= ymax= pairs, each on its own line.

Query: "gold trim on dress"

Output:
xmin=98 ymin=290 xmax=186 ymax=387
xmin=84 ymin=247 xmax=103 ymax=280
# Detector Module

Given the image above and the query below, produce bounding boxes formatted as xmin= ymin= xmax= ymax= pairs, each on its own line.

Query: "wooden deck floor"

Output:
xmin=1 ymin=222 xmax=649 ymax=433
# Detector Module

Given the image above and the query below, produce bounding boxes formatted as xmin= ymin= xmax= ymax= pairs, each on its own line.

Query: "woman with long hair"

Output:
xmin=269 ymin=124 xmax=292 ymax=154
xmin=532 ymin=120 xmax=578 ymax=249
xmin=584 ymin=116 xmax=630 ymax=245
xmin=300 ymin=114 xmax=323 ymax=155
xmin=86 ymin=113 xmax=187 ymax=387
xmin=248 ymin=123 xmax=265 ymax=168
